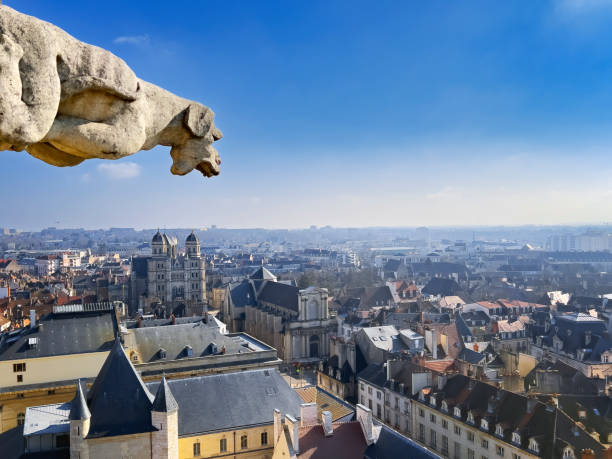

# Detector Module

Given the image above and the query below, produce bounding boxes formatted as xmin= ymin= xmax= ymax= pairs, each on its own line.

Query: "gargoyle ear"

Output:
xmin=184 ymin=103 xmax=215 ymax=138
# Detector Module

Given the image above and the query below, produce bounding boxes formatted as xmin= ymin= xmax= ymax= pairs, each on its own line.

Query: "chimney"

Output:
xmin=273 ymin=409 xmax=283 ymax=444
xmin=432 ymin=329 xmax=438 ymax=359
xmin=526 ymin=397 xmax=538 ymax=413
xmin=286 ymin=414 xmax=299 ymax=453
xmin=322 ymin=410 xmax=333 ymax=437
xmin=356 ymin=404 xmax=375 ymax=445
xmin=300 ymin=403 xmax=317 ymax=427
xmin=30 ymin=309 xmax=36 ymax=328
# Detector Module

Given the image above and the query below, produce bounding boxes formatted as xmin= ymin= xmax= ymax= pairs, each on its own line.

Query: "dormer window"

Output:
xmin=563 ymin=446 xmax=575 ymax=458
xmin=441 ymin=401 xmax=448 ymax=413
xmin=467 ymin=412 xmax=474 ymax=424
xmin=481 ymin=419 xmax=488 ymax=431
xmin=158 ymin=348 xmax=167 ymax=359
xmin=430 ymin=396 xmax=436 ymax=407
xmin=184 ymin=345 xmax=193 ymax=357
xmin=529 ymin=438 xmax=539 ymax=453
xmin=495 ymin=424 xmax=504 ymax=437
xmin=512 ymin=432 xmax=521 ymax=445
xmin=454 ymin=407 xmax=461 ymax=418
xmin=419 ymin=391 xmax=425 ymax=402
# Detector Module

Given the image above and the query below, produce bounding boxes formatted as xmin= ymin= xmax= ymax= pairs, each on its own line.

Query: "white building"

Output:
xmin=35 ymin=255 xmax=60 ymax=277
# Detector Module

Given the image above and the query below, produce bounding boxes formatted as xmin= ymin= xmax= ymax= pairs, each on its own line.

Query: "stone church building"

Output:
xmin=223 ymin=267 xmax=336 ymax=362
xmin=130 ymin=231 xmax=206 ymax=317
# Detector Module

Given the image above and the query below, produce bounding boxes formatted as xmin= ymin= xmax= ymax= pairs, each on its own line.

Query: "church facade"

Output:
xmin=223 ymin=267 xmax=336 ymax=362
xmin=138 ymin=231 xmax=206 ymax=317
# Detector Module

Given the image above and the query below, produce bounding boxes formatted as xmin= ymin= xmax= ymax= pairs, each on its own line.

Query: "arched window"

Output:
xmin=454 ymin=407 xmax=461 ymax=418
xmin=563 ymin=446 xmax=575 ymax=458
xmin=529 ymin=438 xmax=539 ymax=454
xmin=512 ymin=432 xmax=521 ymax=445
xmin=441 ymin=401 xmax=448 ymax=412
xmin=241 ymin=435 xmax=248 ymax=449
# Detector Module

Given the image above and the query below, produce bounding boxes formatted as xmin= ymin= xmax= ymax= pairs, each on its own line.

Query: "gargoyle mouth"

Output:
xmin=196 ymin=159 xmax=220 ymax=177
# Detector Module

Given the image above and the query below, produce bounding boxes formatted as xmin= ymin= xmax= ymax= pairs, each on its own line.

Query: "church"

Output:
xmin=223 ymin=267 xmax=337 ymax=362
xmin=131 ymin=231 xmax=206 ymax=317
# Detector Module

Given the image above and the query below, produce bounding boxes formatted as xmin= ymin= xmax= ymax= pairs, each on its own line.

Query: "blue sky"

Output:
xmin=4 ymin=0 xmax=612 ymax=229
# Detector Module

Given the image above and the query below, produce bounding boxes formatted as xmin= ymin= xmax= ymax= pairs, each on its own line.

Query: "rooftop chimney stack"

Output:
xmin=300 ymin=403 xmax=318 ymax=427
xmin=322 ymin=410 xmax=333 ymax=437
xmin=356 ymin=404 xmax=375 ymax=445
xmin=273 ymin=409 xmax=283 ymax=444
xmin=286 ymin=414 xmax=299 ymax=453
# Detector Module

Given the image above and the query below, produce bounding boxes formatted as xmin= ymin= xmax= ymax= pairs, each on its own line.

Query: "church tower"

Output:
xmin=184 ymin=231 xmax=206 ymax=306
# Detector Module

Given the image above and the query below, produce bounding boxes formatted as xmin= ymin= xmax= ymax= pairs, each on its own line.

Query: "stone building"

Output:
xmin=131 ymin=231 xmax=206 ymax=317
xmin=223 ymin=267 xmax=336 ymax=362
xmin=20 ymin=339 xmax=303 ymax=459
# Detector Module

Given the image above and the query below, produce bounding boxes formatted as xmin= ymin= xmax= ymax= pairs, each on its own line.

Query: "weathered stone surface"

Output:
xmin=0 ymin=5 xmax=222 ymax=177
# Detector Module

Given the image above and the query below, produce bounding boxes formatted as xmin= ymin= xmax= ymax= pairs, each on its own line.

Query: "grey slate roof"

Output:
xmin=365 ymin=425 xmax=438 ymax=459
xmin=229 ymin=280 xmax=257 ymax=308
xmin=0 ymin=311 xmax=116 ymax=361
xmin=86 ymin=339 xmax=154 ymax=438
xmin=152 ymin=376 xmax=178 ymax=413
xmin=130 ymin=322 xmax=247 ymax=362
xmin=250 ymin=266 xmax=276 ymax=280
xmin=69 ymin=380 xmax=90 ymax=421
xmin=147 ymin=368 xmax=302 ymax=436
xmin=358 ymin=364 xmax=387 ymax=388
xmin=257 ymin=281 xmax=299 ymax=311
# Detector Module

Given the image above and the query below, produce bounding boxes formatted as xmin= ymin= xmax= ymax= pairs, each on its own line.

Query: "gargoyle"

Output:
xmin=0 ymin=5 xmax=222 ymax=177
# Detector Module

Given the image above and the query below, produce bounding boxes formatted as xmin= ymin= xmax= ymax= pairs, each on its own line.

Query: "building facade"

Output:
xmin=142 ymin=231 xmax=206 ymax=317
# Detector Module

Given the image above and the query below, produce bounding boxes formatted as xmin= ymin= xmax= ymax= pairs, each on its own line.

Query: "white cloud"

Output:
xmin=80 ymin=173 xmax=91 ymax=183
xmin=113 ymin=34 xmax=150 ymax=45
xmin=555 ymin=0 xmax=612 ymax=15
xmin=97 ymin=162 xmax=141 ymax=179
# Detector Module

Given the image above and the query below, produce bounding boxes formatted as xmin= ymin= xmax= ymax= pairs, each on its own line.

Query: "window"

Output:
xmin=563 ymin=447 xmax=575 ymax=458
xmin=454 ymin=407 xmax=461 ymax=418
xmin=441 ymin=401 xmax=448 ymax=412
xmin=220 ymin=438 xmax=227 ymax=452
xmin=261 ymin=431 xmax=268 ymax=446
xmin=55 ymin=434 xmax=69 ymax=448
xmin=512 ymin=454 xmax=522 ymax=459
xmin=376 ymin=391 xmax=382 ymax=400
xmin=193 ymin=442 xmax=201 ymax=457
xmin=529 ymin=438 xmax=539 ymax=454
xmin=360 ymin=383 xmax=364 ymax=391
xmin=368 ymin=387 xmax=372 ymax=395
xmin=454 ymin=441 xmax=461 ymax=459
xmin=47 ymin=389 xmax=56 ymax=395
xmin=395 ymin=396 xmax=399 ymax=408
xmin=441 ymin=435 xmax=449 ymax=455
xmin=512 ymin=432 xmax=521 ymax=445
xmin=377 ymin=404 xmax=382 ymax=418
xmin=241 ymin=434 xmax=248 ymax=449
xmin=495 ymin=424 xmax=504 ymax=437
xmin=17 ymin=375 xmax=23 ymax=383
xmin=13 ymin=363 xmax=26 ymax=372
xmin=481 ymin=419 xmax=489 ymax=431
xmin=496 ymin=445 xmax=504 ymax=456
xmin=419 ymin=408 xmax=425 ymax=418
xmin=361 ymin=396 xmax=365 ymax=405
xmin=454 ymin=425 xmax=461 ymax=435
xmin=17 ymin=412 xmax=25 ymax=426
xmin=430 ymin=413 xmax=436 ymax=424
xmin=419 ymin=423 xmax=425 ymax=442
xmin=16 ymin=393 xmax=24 ymax=399
xmin=430 ymin=429 xmax=437 ymax=449
xmin=468 ymin=448 xmax=475 ymax=459
xmin=481 ymin=438 xmax=488 ymax=449
xmin=442 ymin=419 xmax=448 ymax=429
xmin=467 ymin=431 xmax=474 ymax=442
xmin=368 ymin=400 xmax=372 ymax=410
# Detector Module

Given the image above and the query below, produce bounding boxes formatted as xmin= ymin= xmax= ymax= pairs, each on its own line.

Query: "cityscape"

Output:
xmin=3 ymin=1 xmax=612 ymax=459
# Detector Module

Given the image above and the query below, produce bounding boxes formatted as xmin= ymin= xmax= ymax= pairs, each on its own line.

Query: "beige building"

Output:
xmin=0 ymin=305 xmax=281 ymax=434
xmin=411 ymin=374 xmax=608 ymax=459
xmin=20 ymin=339 xmax=304 ymax=459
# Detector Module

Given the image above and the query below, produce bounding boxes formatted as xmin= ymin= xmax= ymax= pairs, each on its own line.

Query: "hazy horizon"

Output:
xmin=5 ymin=1 xmax=612 ymax=229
